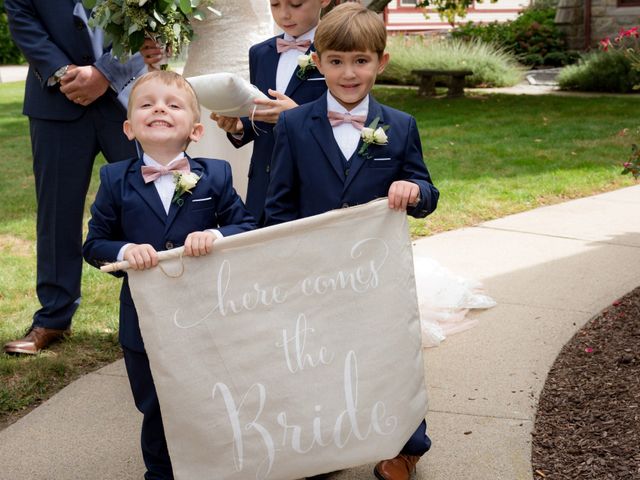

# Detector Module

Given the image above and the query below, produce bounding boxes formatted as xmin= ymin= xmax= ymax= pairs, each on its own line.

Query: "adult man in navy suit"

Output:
xmin=4 ymin=0 xmax=145 ymax=354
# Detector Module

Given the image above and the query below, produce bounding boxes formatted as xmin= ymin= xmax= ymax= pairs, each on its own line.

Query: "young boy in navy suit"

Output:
xmin=83 ymin=71 xmax=255 ymax=480
xmin=264 ymin=4 xmax=439 ymax=480
xmin=209 ymin=0 xmax=331 ymax=225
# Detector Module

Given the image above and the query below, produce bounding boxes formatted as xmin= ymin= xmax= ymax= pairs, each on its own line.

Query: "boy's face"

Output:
xmin=270 ymin=0 xmax=330 ymax=38
xmin=124 ymin=80 xmax=203 ymax=157
xmin=312 ymin=49 xmax=390 ymax=111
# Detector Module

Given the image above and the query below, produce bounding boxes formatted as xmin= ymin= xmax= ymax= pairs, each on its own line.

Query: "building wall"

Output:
xmin=384 ymin=0 xmax=529 ymax=32
xmin=555 ymin=0 xmax=640 ymax=49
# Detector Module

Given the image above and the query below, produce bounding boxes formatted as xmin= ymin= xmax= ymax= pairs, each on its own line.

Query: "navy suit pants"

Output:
xmin=123 ymin=347 xmax=174 ymax=480
xmin=30 ymin=100 xmax=137 ymax=330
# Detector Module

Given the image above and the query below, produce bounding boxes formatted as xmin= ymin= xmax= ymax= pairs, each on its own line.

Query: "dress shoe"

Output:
xmin=3 ymin=327 xmax=70 ymax=355
xmin=374 ymin=453 xmax=421 ymax=480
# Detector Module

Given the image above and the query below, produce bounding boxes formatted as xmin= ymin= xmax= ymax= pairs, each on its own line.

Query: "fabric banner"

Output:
xmin=128 ymin=199 xmax=428 ymax=480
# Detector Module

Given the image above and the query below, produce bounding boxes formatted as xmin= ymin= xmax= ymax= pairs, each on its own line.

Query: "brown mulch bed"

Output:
xmin=532 ymin=287 xmax=640 ymax=479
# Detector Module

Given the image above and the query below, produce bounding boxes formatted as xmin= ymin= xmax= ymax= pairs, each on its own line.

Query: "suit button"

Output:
xmin=165 ymin=241 xmax=174 ymax=250
xmin=266 ymin=165 xmax=270 ymax=174
xmin=341 ymin=203 xmax=349 ymax=208
xmin=74 ymin=19 xmax=85 ymax=30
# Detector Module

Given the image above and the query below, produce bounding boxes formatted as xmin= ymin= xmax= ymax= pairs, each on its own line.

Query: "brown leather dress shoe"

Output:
xmin=374 ymin=453 xmax=421 ymax=480
xmin=3 ymin=327 xmax=70 ymax=355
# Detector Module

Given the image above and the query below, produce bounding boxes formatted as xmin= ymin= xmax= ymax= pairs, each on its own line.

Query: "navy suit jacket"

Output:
xmin=264 ymin=93 xmax=439 ymax=225
xmin=5 ymin=0 xmax=144 ymax=121
xmin=228 ymin=35 xmax=327 ymax=223
xmin=83 ymin=157 xmax=256 ymax=352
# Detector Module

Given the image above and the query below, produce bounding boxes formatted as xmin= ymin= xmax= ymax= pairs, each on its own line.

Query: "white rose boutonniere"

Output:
xmin=172 ymin=171 xmax=200 ymax=206
xmin=296 ymin=53 xmax=317 ymax=79
xmin=358 ymin=117 xmax=389 ymax=158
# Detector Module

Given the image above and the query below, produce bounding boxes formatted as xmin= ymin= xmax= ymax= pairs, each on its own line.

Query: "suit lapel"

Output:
xmin=164 ymin=157 xmax=205 ymax=232
xmin=127 ymin=159 xmax=167 ymax=224
xmin=285 ymin=44 xmax=314 ymax=97
xmin=309 ymin=96 xmax=347 ymax=181
xmin=263 ymin=37 xmax=281 ymax=92
xmin=344 ymin=97 xmax=385 ymax=190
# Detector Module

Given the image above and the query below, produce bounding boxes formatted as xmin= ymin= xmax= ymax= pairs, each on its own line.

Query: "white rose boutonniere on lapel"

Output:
xmin=296 ymin=53 xmax=317 ymax=80
xmin=358 ymin=117 xmax=389 ymax=159
xmin=172 ymin=171 xmax=200 ymax=206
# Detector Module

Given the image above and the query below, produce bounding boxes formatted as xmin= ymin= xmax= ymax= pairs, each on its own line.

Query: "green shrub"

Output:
xmin=379 ymin=35 xmax=524 ymax=87
xmin=452 ymin=7 xmax=577 ymax=67
xmin=557 ymin=50 xmax=640 ymax=93
xmin=0 ymin=1 xmax=24 ymax=65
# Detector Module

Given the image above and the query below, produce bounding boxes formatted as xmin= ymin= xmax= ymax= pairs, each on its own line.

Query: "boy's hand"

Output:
xmin=139 ymin=38 xmax=164 ymax=70
xmin=124 ymin=244 xmax=159 ymax=270
xmin=250 ymin=89 xmax=298 ymax=124
xmin=184 ymin=231 xmax=216 ymax=257
xmin=210 ymin=113 xmax=244 ymax=134
xmin=59 ymin=65 xmax=109 ymax=106
xmin=388 ymin=180 xmax=420 ymax=211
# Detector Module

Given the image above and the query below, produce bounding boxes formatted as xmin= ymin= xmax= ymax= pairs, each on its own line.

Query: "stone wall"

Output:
xmin=555 ymin=0 xmax=640 ymax=49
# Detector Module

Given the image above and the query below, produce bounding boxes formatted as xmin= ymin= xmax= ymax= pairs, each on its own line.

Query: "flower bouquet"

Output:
xmin=82 ymin=0 xmax=217 ymax=61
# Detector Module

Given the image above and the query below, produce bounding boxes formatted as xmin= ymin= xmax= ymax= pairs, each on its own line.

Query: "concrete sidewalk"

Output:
xmin=0 ymin=185 xmax=638 ymax=479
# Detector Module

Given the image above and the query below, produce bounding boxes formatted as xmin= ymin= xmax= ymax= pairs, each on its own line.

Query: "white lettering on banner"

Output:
xmin=174 ymin=238 xmax=390 ymax=329
xmin=276 ymin=314 xmax=335 ymax=374
xmin=211 ymin=348 xmax=398 ymax=479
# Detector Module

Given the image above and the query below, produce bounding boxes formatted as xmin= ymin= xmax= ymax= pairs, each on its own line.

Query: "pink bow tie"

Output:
xmin=276 ymin=38 xmax=312 ymax=53
xmin=327 ymin=111 xmax=366 ymax=130
xmin=141 ymin=157 xmax=190 ymax=183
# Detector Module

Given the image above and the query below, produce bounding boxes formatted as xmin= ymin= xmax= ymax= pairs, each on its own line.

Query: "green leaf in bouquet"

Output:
xmin=178 ymin=0 xmax=192 ymax=15
xmin=129 ymin=31 xmax=146 ymax=54
xmin=128 ymin=23 xmax=140 ymax=35
xmin=148 ymin=18 xmax=157 ymax=31
xmin=83 ymin=0 xmax=97 ymax=9
xmin=191 ymin=9 xmax=205 ymax=21
xmin=153 ymin=9 xmax=167 ymax=25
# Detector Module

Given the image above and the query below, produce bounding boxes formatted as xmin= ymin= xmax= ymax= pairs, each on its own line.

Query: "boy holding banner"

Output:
xmin=264 ymin=3 xmax=439 ymax=480
xmin=83 ymin=71 xmax=255 ymax=479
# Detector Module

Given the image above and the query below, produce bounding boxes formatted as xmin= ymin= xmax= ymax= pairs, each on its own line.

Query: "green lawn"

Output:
xmin=0 ymin=81 xmax=638 ymax=427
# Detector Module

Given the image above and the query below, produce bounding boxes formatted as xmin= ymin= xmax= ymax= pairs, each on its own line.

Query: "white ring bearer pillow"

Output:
xmin=187 ymin=72 xmax=269 ymax=118
xmin=414 ymin=256 xmax=497 ymax=347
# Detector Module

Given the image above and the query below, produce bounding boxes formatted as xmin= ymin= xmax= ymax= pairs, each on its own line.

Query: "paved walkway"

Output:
xmin=1 ymin=185 xmax=639 ymax=479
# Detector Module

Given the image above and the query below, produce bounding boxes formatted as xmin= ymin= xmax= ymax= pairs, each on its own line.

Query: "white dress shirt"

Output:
xmin=275 ymin=27 xmax=316 ymax=94
xmin=327 ymin=92 xmax=369 ymax=161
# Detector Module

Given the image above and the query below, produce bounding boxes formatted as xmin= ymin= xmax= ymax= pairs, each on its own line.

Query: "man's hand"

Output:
xmin=250 ymin=89 xmax=298 ymax=124
xmin=123 ymin=244 xmax=159 ymax=270
xmin=139 ymin=38 xmax=164 ymax=70
xmin=184 ymin=231 xmax=216 ymax=257
xmin=388 ymin=180 xmax=420 ymax=211
xmin=210 ymin=113 xmax=244 ymax=134
xmin=59 ymin=65 xmax=109 ymax=106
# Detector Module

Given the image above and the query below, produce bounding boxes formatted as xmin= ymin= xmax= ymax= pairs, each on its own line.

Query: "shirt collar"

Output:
xmin=326 ymin=91 xmax=369 ymax=117
xmin=283 ymin=26 xmax=317 ymax=43
xmin=142 ymin=152 xmax=186 ymax=168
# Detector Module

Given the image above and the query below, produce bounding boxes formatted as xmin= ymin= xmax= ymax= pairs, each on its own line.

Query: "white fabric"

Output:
xmin=275 ymin=28 xmax=316 ymax=94
xmin=187 ymin=72 xmax=270 ymax=118
xmin=183 ymin=1 xmax=274 ymax=200
xmin=414 ymin=256 xmax=496 ymax=347
xmin=328 ymin=92 xmax=369 ymax=160
xmin=127 ymin=200 xmax=428 ymax=480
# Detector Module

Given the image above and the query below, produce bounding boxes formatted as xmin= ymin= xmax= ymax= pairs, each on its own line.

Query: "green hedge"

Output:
xmin=0 ymin=1 xmax=24 ymax=65
xmin=558 ymin=50 xmax=640 ymax=93
xmin=378 ymin=36 xmax=524 ymax=88
xmin=451 ymin=7 xmax=578 ymax=67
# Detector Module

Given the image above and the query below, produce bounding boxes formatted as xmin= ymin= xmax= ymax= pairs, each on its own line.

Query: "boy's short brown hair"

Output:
xmin=314 ymin=2 xmax=386 ymax=57
xmin=127 ymin=70 xmax=201 ymax=122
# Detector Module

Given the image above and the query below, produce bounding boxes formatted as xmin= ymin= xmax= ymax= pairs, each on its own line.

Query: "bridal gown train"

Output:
xmin=182 ymin=2 xmax=495 ymax=347
xmin=183 ymin=0 xmax=273 ymax=200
